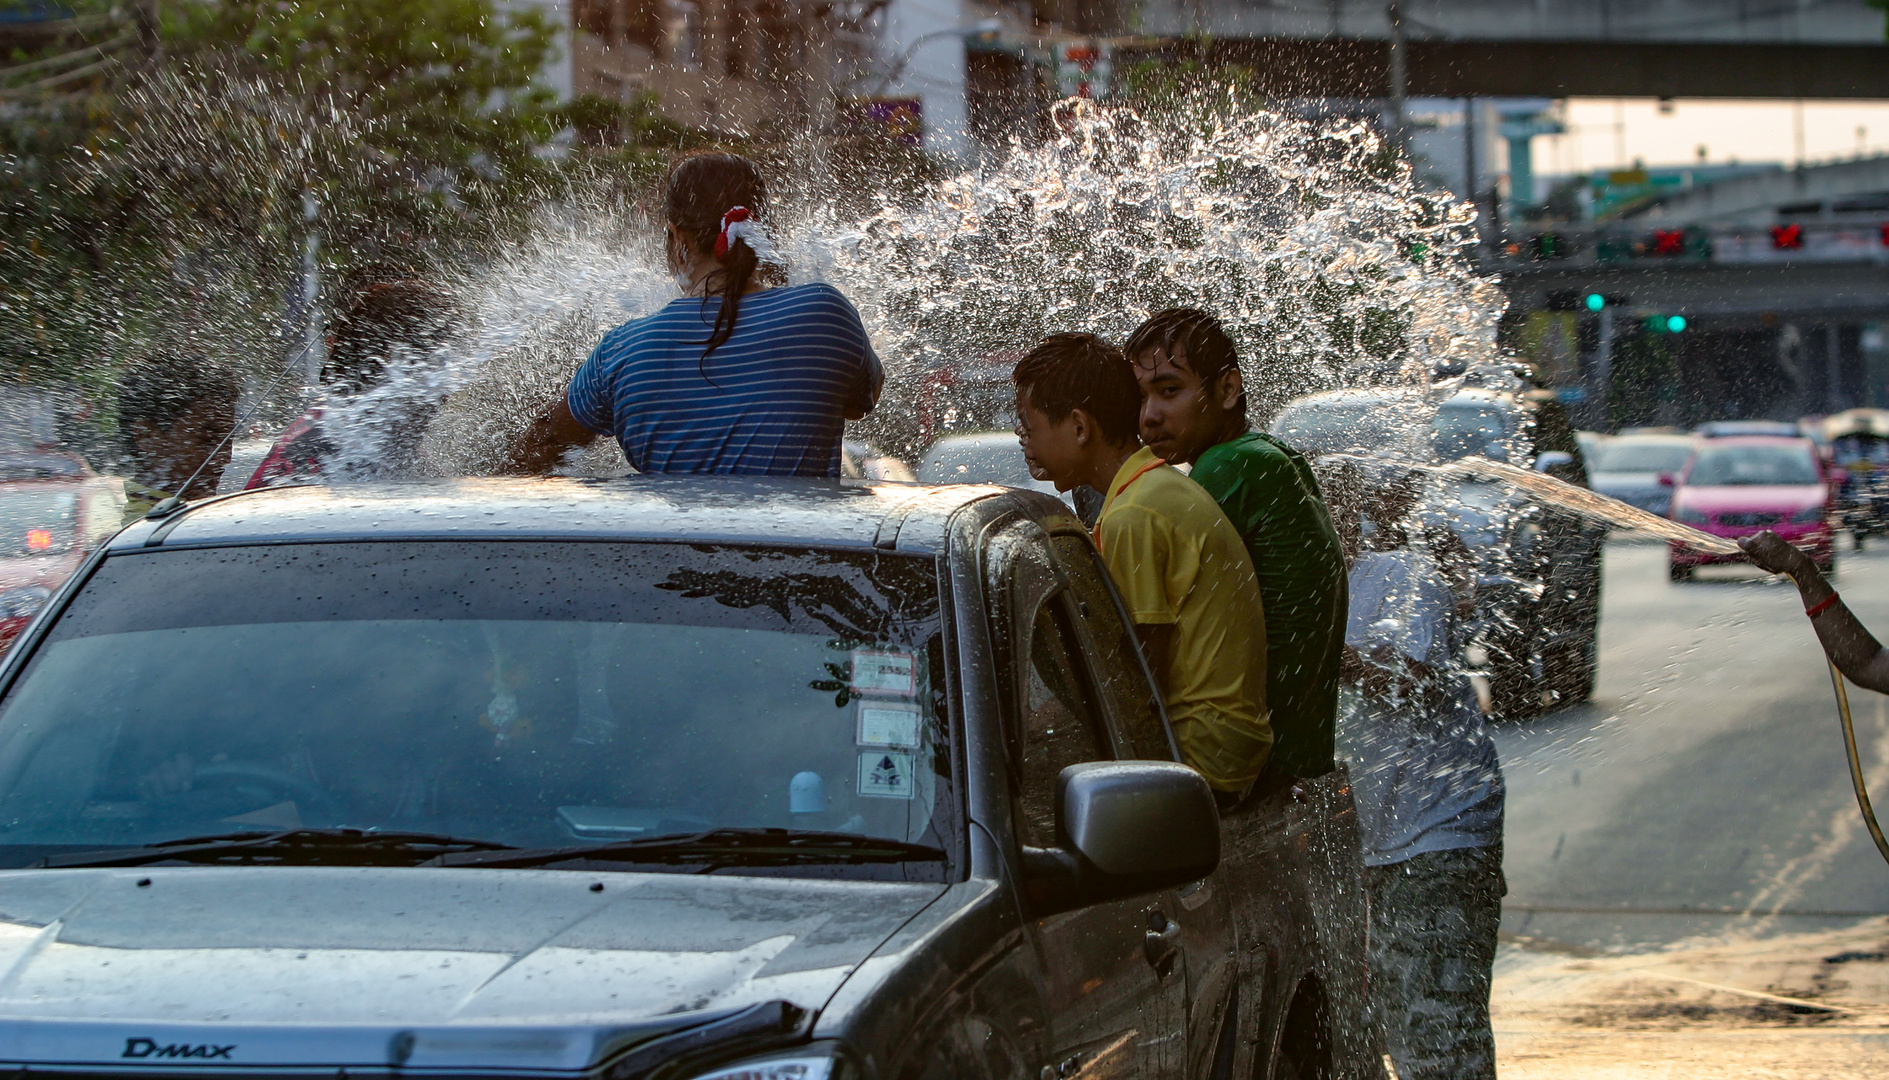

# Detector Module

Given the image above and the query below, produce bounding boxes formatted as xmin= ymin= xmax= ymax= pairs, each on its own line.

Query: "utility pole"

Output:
xmin=1592 ymin=305 xmax=1615 ymax=429
xmin=1385 ymin=1 xmax=1407 ymax=152
xmin=1464 ymin=96 xmax=1482 ymax=258
xmin=1828 ymin=325 xmax=1845 ymax=413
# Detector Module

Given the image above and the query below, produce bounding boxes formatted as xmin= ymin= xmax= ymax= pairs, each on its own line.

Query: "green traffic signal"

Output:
xmin=1584 ymin=292 xmax=1605 ymax=312
xmin=1666 ymin=315 xmax=1687 ymax=333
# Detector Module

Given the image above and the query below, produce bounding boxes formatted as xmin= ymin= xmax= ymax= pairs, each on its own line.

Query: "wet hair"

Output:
xmin=116 ymin=361 xmax=240 ymax=440
xmin=1124 ymin=307 xmax=1245 ymax=410
xmin=664 ymin=151 xmax=781 ymax=378
xmin=324 ymin=279 xmax=454 ymax=392
xmin=1011 ymin=333 xmax=1142 ymax=446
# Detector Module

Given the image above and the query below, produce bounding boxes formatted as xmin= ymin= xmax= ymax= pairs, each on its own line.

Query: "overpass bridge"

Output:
xmin=1125 ymin=0 xmax=1889 ymax=99
xmin=1485 ymin=154 xmax=1889 ymax=425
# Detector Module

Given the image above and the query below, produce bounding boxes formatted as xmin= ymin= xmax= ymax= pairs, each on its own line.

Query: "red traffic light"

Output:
xmin=1652 ymin=229 xmax=1684 ymax=256
xmin=1771 ymin=224 xmax=1804 ymax=250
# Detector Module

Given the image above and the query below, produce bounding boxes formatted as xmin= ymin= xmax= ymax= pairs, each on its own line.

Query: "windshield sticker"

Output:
xmin=858 ymin=702 xmax=920 ymax=749
xmin=858 ymin=751 xmax=915 ymax=799
xmin=851 ymin=649 xmax=916 ymax=696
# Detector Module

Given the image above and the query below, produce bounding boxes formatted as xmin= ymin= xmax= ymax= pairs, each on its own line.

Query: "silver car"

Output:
xmin=1587 ymin=434 xmax=1695 ymax=518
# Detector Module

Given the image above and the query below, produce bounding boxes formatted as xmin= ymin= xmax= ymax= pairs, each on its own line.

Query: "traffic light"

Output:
xmin=1584 ymin=293 xmax=1630 ymax=312
xmin=1585 ymin=292 xmax=1605 ymax=312
xmin=1643 ymin=314 xmax=1688 ymax=333
xmin=1772 ymin=224 xmax=1804 ymax=250
xmin=1652 ymin=229 xmax=1685 ymax=256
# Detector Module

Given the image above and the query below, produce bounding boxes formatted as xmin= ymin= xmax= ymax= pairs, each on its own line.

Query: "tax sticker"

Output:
xmin=858 ymin=701 xmax=920 ymax=749
xmin=858 ymin=751 xmax=916 ymax=800
xmin=851 ymin=649 xmax=916 ymax=696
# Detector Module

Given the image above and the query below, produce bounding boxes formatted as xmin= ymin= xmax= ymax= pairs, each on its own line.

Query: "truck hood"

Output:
xmin=0 ymin=867 xmax=945 ymax=1071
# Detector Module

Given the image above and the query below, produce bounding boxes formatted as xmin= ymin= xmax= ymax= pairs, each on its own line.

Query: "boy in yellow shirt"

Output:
xmin=1012 ymin=332 xmax=1273 ymax=796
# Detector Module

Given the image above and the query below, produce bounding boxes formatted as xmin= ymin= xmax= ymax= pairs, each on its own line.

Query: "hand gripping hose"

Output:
xmin=1827 ymin=661 xmax=1889 ymax=868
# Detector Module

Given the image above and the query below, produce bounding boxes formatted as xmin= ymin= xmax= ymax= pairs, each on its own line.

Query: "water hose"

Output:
xmin=1827 ymin=661 xmax=1889 ymax=868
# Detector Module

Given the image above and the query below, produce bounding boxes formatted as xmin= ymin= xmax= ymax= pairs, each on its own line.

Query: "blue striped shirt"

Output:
xmin=568 ymin=284 xmax=882 ymax=476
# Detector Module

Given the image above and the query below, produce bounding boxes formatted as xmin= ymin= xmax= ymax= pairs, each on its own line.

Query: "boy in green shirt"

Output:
xmin=1126 ymin=309 xmax=1348 ymax=783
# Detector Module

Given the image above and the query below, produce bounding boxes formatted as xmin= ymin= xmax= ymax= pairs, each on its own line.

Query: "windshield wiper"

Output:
xmin=36 ymin=828 xmax=518 ymax=869
xmin=433 ymin=827 xmax=943 ymax=870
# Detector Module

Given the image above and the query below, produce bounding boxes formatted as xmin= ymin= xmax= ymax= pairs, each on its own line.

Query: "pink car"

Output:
xmin=1667 ymin=435 xmax=1834 ymax=580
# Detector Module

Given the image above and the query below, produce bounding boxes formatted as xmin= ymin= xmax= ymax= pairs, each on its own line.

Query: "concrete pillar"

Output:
xmin=883 ymin=0 xmax=972 ymax=164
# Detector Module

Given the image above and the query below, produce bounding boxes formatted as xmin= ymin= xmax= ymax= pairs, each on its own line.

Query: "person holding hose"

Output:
xmin=509 ymin=151 xmax=882 ymax=475
xmin=1741 ymin=531 xmax=1889 ymax=691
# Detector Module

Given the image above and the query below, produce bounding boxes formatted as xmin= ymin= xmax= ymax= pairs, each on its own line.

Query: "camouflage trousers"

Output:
xmin=1365 ymin=844 xmax=1505 ymax=1080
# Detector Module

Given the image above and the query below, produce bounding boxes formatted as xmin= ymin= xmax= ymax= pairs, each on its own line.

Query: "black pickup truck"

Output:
xmin=0 ymin=477 xmax=1371 ymax=1080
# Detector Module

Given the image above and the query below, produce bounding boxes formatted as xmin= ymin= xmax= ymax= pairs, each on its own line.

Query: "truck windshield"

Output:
xmin=0 ymin=542 xmax=953 ymax=874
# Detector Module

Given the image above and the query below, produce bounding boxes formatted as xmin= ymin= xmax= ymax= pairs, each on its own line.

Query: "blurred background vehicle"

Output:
xmin=0 ymin=452 xmax=125 ymax=655
xmin=1588 ymin=432 xmax=1695 ymax=517
xmin=1575 ymin=429 xmax=1610 ymax=467
xmin=841 ymin=441 xmax=916 ymax=482
xmin=1270 ymin=377 xmax=1604 ymax=717
xmin=1817 ymin=409 xmax=1889 ymax=550
xmin=1693 ymin=420 xmax=1805 ymax=439
xmin=1668 ymin=434 xmax=1834 ymax=581
xmin=916 ymin=430 xmax=1059 ymax=498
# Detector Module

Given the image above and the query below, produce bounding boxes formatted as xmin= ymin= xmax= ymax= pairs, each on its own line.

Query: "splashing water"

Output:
xmin=287 ymin=93 xmax=1500 ymax=477
xmin=1377 ymin=455 xmax=1742 ymax=556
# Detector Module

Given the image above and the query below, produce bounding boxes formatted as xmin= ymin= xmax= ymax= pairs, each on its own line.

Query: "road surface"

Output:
xmin=1492 ymin=535 xmax=1889 ymax=1076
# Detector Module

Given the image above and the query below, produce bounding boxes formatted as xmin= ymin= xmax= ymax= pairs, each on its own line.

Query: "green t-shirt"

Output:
xmin=1190 ymin=431 xmax=1347 ymax=778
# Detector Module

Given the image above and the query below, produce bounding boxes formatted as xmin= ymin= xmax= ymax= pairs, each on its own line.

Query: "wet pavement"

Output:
xmin=1492 ymin=533 xmax=1889 ymax=1076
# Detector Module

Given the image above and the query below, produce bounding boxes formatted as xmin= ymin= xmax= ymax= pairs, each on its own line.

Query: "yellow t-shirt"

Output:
xmin=1096 ymin=446 xmax=1273 ymax=792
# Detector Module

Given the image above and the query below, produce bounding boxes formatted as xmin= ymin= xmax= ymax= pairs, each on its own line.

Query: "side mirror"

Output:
xmin=1534 ymin=450 xmax=1574 ymax=473
xmin=1657 ymin=472 xmax=1676 ymax=487
xmin=1021 ymin=761 xmax=1220 ymax=917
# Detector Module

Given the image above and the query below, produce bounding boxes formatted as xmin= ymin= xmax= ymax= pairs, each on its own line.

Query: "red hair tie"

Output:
xmin=714 ymin=206 xmax=754 ymax=259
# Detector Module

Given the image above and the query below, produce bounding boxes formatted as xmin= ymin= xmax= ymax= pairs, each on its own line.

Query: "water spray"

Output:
xmin=1380 ymin=453 xmax=1889 ymax=870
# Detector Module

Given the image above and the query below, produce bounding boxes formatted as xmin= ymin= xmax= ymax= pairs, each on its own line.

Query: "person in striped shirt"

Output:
xmin=510 ymin=152 xmax=882 ymax=476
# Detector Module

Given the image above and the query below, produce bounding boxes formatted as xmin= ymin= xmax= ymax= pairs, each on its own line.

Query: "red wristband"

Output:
xmin=1806 ymin=593 xmax=1841 ymax=618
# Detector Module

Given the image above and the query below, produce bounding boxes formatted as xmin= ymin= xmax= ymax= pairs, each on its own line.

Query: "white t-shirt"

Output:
xmin=1341 ymin=547 xmax=1506 ymax=867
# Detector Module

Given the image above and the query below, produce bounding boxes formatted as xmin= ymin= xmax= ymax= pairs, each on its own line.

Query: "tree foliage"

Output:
xmin=0 ymin=0 xmax=696 ymax=400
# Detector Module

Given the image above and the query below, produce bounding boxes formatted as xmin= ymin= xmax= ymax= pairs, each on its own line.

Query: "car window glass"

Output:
xmin=1434 ymin=403 xmax=1516 ymax=461
xmin=1687 ymin=444 xmax=1820 ymax=486
xmin=1596 ymin=441 xmax=1692 ymax=473
xmin=1049 ymin=533 xmax=1172 ymax=762
xmin=0 ymin=542 xmax=953 ymax=874
xmin=0 ymin=490 xmax=77 ymax=557
xmin=1017 ymin=596 xmax=1107 ymax=849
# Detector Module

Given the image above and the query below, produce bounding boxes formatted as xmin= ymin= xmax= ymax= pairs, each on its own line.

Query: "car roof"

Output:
xmin=1694 ymin=420 xmax=1801 ymax=437
xmin=107 ymin=476 xmax=1025 ymax=557
xmin=1607 ymin=433 xmax=1694 ymax=445
xmin=1693 ymin=435 xmax=1812 ymax=449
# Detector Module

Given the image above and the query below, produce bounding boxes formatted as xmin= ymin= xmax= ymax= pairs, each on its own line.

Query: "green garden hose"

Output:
xmin=1828 ymin=661 xmax=1889 ymax=868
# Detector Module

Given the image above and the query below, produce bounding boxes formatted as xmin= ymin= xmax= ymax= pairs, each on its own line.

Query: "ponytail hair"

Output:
xmin=663 ymin=152 xmax=783 ymax=380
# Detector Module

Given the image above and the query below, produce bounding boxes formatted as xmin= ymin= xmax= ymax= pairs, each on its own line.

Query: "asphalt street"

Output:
xmin=1495 ymin=535 xmax=1889 ymax=954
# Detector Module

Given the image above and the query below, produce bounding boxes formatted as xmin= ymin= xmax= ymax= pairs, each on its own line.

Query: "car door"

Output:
xmin=1048 ymin=530 xmax=1241 ymax=1078
xmin=991 ymin=523 xmax=1186 ymax=1080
